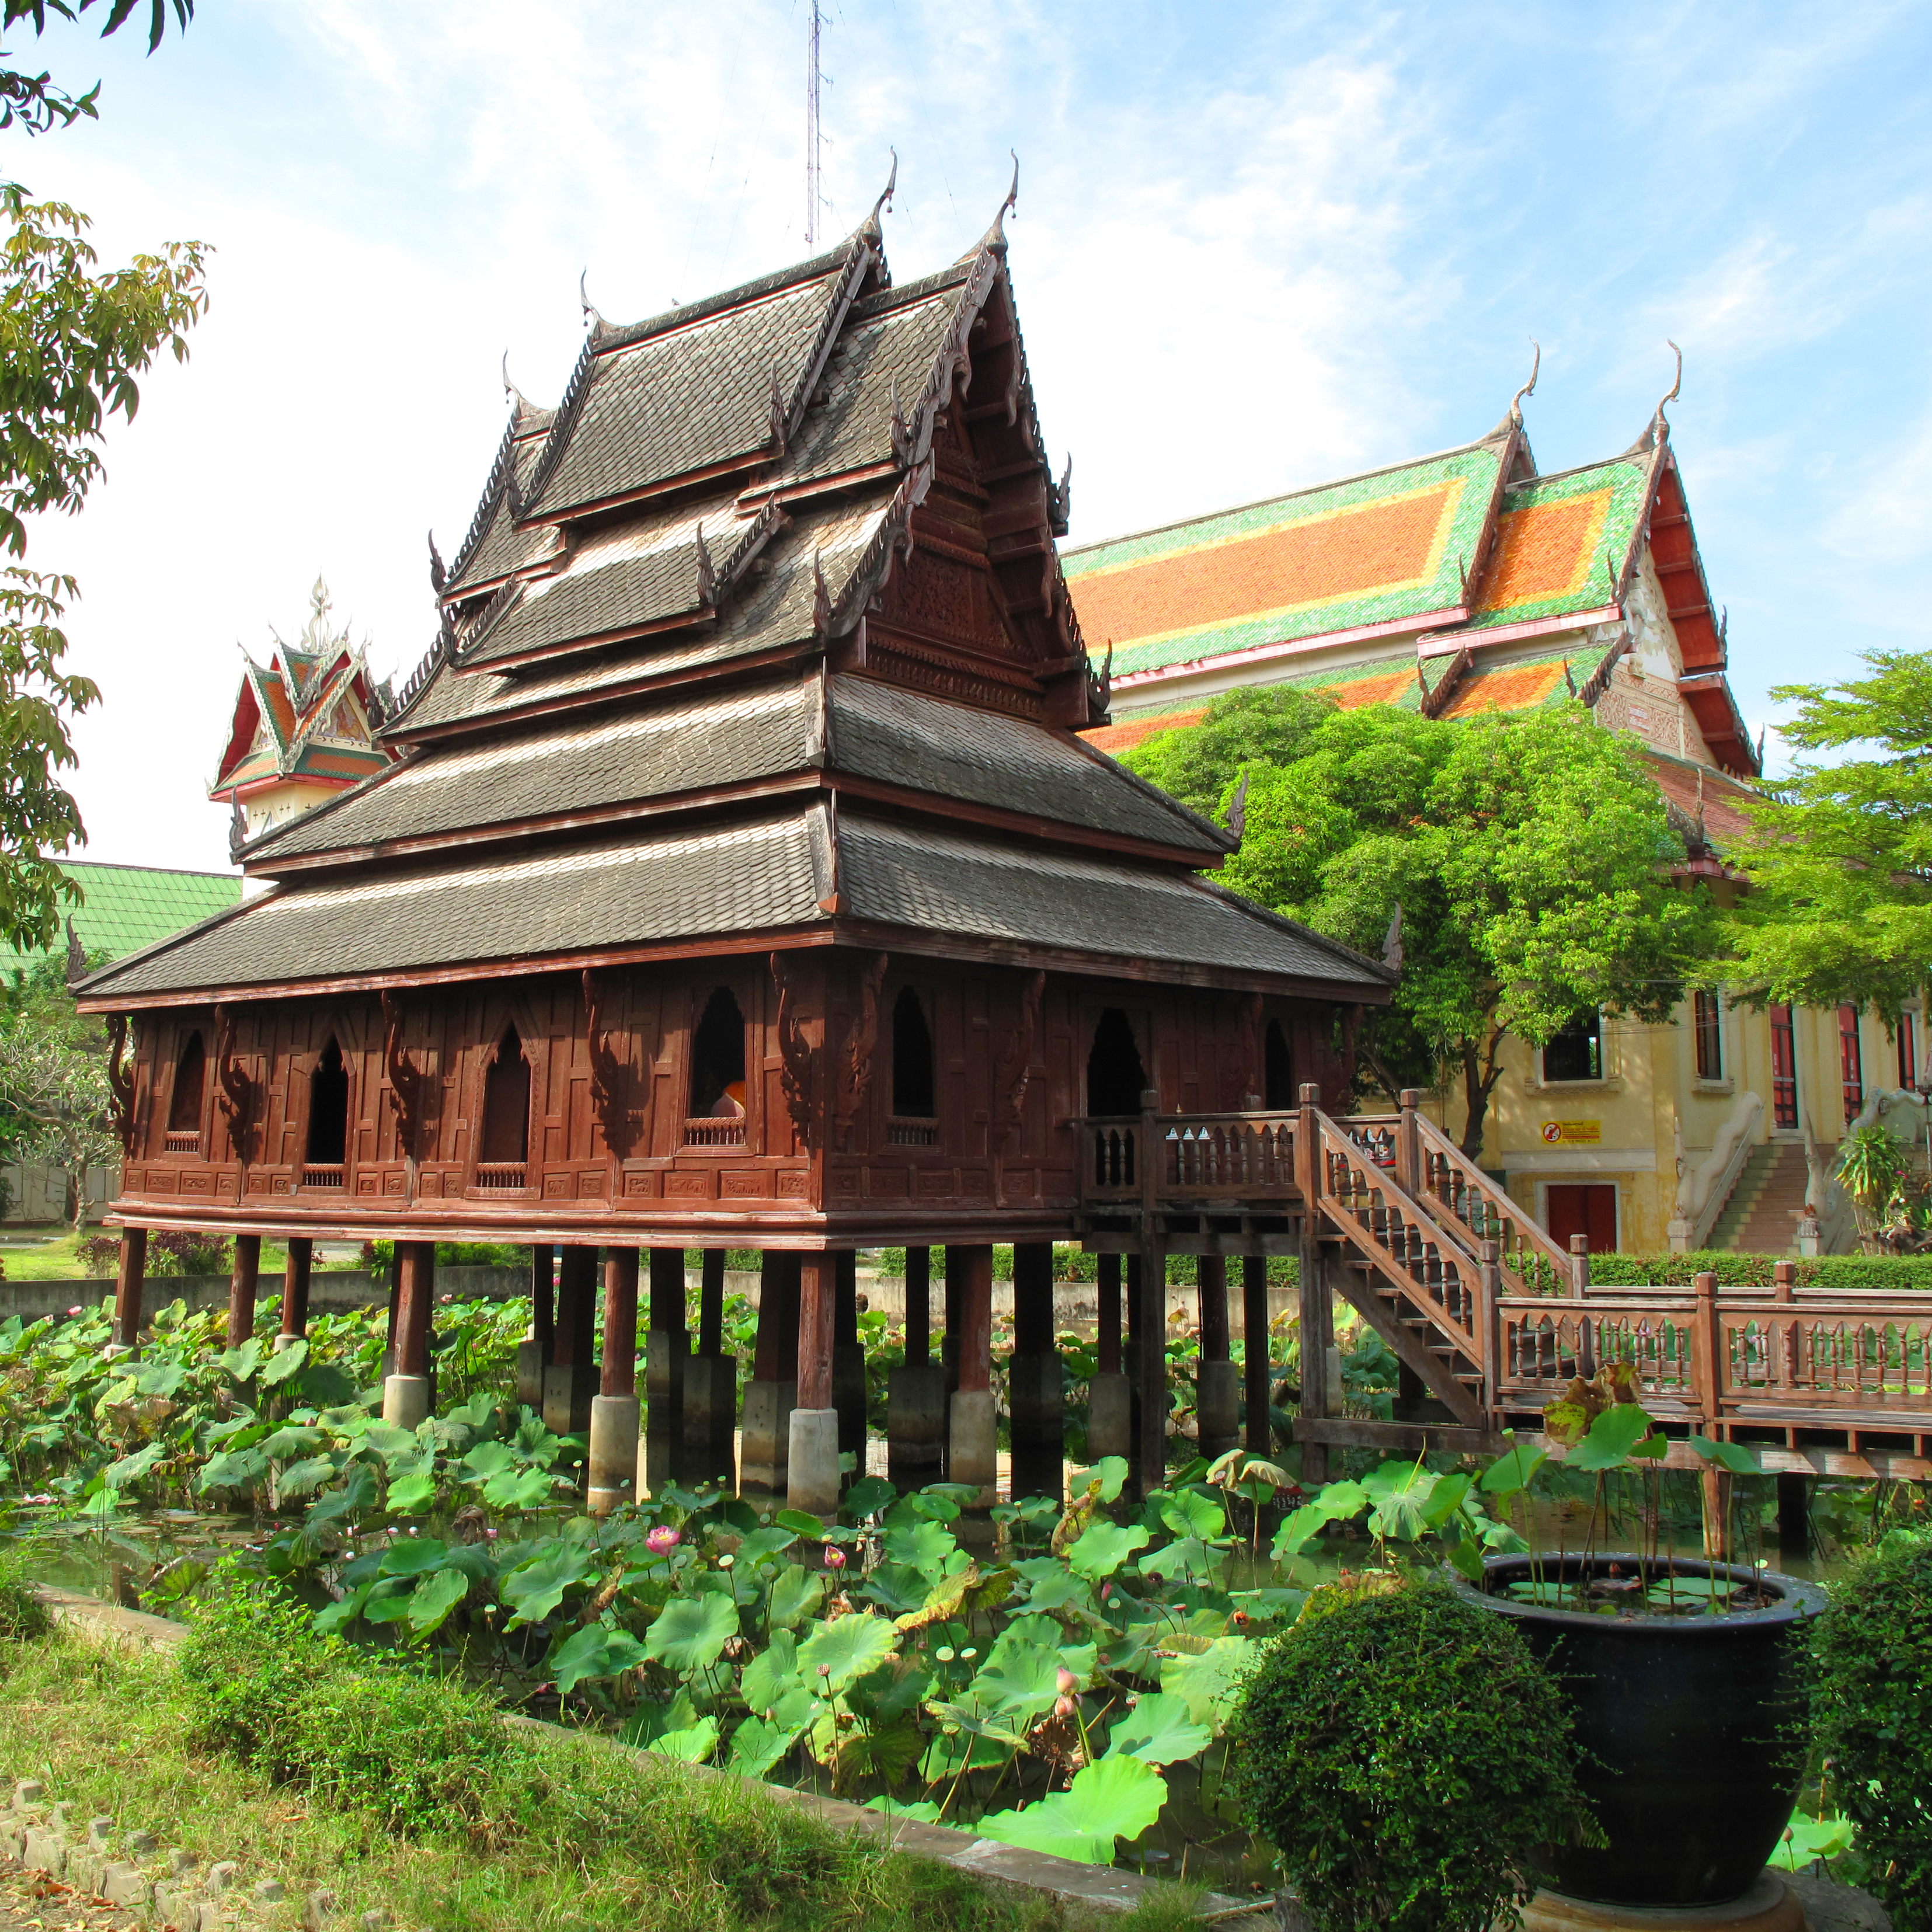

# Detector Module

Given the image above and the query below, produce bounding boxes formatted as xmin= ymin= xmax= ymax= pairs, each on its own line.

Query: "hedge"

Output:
xmin=1589 ymin=1250 xmax=1932 ymax=1293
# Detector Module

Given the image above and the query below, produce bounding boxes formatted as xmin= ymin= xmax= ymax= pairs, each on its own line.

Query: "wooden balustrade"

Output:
xmin=1496 ymin=1296 xmax=1698 ymax=1409
xmin=300 ymin=1164 xmax=345 ymax=1190
xmin=683 ymin=1118 xmax=748 ymax=1148
xmin=1409 ymin=1111 xmax=1578 ymax=1297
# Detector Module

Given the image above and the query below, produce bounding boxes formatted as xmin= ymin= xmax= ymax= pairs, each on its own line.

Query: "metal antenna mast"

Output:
xmin=805 ymin=0 xmax=822 ymax=246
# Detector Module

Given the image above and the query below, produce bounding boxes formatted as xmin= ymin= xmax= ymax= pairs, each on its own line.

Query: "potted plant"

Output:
xmin=1229 ymin=1572 xmax=1590 ymax=1932
xmin=1449 ymin=1376 xmax=1826 ymax=1911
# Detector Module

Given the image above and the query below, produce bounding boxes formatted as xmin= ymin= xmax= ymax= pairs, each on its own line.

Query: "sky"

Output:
xmin=6 ymin=0 xmax=1932 ymax=875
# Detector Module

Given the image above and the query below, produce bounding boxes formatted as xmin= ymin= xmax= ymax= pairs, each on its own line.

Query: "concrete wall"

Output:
xmin=5 ymin=1265 xmax=1295 ymax=1341
xmin=1 ymin=1164 xmax=116 ymax=1225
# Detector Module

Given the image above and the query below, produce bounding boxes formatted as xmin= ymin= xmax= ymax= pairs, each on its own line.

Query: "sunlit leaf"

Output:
xmin=549 ymin=1623 xmax=651 ymax=1694
xmin=1065 ymin=1521 xmax=1150 ymax=1581
xmin=500 ymin=1544 xmax=595 ymax=1628
xmin=643 ymin=1592 xmax=740 ymax=1676
xmin=404 ymin=1567 xmax=469 ymax=1637
xmin=1105 ymin=1691 xmax=1212 ymax=1767
xmin=1159 ymin=1635 xmax=1258 ymax=1727
xmin=767 ymin=1562 xmax=826 ymax=1631
xmin=797 ymin=1611 xmax=896 ymax=1693
xmin=379 ymin=1537 xmax=451 ymax=1577
xmin=1687 ymin=1433 xmax=1759 ymax=1476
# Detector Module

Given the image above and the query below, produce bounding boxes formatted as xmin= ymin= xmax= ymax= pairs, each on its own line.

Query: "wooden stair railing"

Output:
xmin=1312 ymin=1109 xmax=1490 ymax=1428
xmin=1403 ymin=1101 xmax=1579 ymax=1297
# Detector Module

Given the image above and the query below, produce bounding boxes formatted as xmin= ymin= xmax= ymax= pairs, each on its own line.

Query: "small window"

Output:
xmin=1840 ymin=1003 xmax=1864 ymax=1125
xmin=1693 ymin=991 xmax=1723 ymax=1081
xmin=890 ymin=987 xmax=936 ymax=1118
xmin=167 ymin=1031 xmax=206 ymax=1133
xmin=1900 ymin=1013 xmax=1919 ymax=1091
xmin=1543 ymin=1012 xmax=1602 ymax=1084
xmin=305 ymin=1038 xmax=350 ymax=1165
xmin=690 ymin=987 xmax=747 ymax=1119
xmin=1263 ymin=1018 xmax=1295 ymax=1110
xmin=480 ymin=1026 xmax=531 ymax=1163
xmin=1087 ymin=1007 xmax=1149 ymax=1117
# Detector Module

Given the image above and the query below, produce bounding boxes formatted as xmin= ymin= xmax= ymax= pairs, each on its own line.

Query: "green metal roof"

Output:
xmin=1 ymin=861 xmax=243 ymax=981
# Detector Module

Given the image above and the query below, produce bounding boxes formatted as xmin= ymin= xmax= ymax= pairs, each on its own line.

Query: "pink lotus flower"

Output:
xmin=823 ymin=1545 xmax=847 ymax=1570
xmin=645 ymin=1525 xmax=680 ymax=1555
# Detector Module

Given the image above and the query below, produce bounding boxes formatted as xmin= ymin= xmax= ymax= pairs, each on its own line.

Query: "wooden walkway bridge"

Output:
xmin=1077 ymin=1085 xmax=1932 ymax=1487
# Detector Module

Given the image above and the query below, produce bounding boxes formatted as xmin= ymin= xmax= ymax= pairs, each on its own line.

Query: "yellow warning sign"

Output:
xmin=1541 ymin=1120 xmax=1602 ymax=1145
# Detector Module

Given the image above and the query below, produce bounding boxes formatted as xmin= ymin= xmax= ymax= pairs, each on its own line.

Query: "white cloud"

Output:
xmin=1822 ymin=403 xmax=1932 ymax=564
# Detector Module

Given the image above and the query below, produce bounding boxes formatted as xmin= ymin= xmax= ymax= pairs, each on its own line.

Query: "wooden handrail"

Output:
xmin=1408 ymin=1108 xmax=1578 ymax=1296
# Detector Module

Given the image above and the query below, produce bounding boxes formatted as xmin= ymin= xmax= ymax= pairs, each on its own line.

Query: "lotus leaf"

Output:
xmin=1106 ymin=1691 xmax=1212 ymax=1766
xmin=797 ymin=1610 xmax=896 ymax=1693
xmin=644 ymin=1591 xmax=740 ymax=1675
xmin=1066 ymin=1520 xmax=1150 ymax=1580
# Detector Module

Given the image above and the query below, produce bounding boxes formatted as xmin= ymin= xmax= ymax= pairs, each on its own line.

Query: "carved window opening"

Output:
xmin=887 ymin=987 xmax=938 ymax=1144
xmin=478 ymin=1025 xmax=531 ymax=1187
xmin=165 ymin=1031 xmax=205 ymax=1152
xmin=1263 ymin=1018 xmax=1294 ymax=1111
xmin=1693 ymin=991 xmax=1724 ymax=1082
xmin=1087 ymin=1007 xmax=1148 ymax=1118
xmin=303 ymin=1037 xmax=349 ymax=1186
xmin=687 ymin=987 xmax=747 ymax=1146
xmin=1770 ymin=1002 xmax=1798 ymax=1130
xmin=1840 ymin=1004 xmax=1864 ymax=1125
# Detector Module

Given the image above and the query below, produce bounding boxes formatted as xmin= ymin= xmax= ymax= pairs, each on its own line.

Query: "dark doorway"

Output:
xmin=168 ymin=1032 xmax=205 ymax=1133
xmin=891 ymin=987 xmax=936 ymax=1118
xmin=690 ymin=987 xmax=747 ymax=1118
xmin=481 ymin=1026 xmax=532 ymax=1162
xmin=305 ymin=1038 xmax=350 ymax=1165
xmin=1087 ymin=1008 xmax=1148 ymax=1117
xmin=1264 ymin=1018 xmax=1295 ymax=1109
xmin=1545 ymin=1183 xmax=1616 ymax=1255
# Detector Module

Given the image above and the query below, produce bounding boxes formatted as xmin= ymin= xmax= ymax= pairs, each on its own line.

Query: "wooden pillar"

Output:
xmin=903 ymin=1247 xmax=931 ymax=1364
xmin=1242 ymin=1254 xmax=1271 ymax=1455
xmin=1296 ymin=1082 xmax=1331 ymax=1487
xmin=1777 ymin=1474 xmax=1810 ymax=1563
xmin=227 ymin=1234 xmax=261 ymax=1350
xmin=698 ymin=1250 xmax=726 ymax=1357
xmin=383 ymin=1249 xmax=403 ymax=1366
xmin=1195 ymin=1255 xmax=1238 ymax=1459
xmin=1098 ymin=1253 xmax=1122 ymax=1375
xmin=646 ymin=1247 xmax=688 ymax=1415
xmin=112 ymin=1226 xmax=147 ymax=1351
xmin=1009 ymin=1241 xmax=1063 ymax=1502
xmin=601 ymin=1249 xmax=639 ymax=1398
xmin=1133 ymin=1235 xmax=1168 ymax=1501
xmin=543 ymin=1244 xmax=598 ymax=1435
xmin=942 ymin=1245 xmax=966 ymax=1392
xmin=590 ymin=1247 xmax=640 ymax=1514
xmin=833 ymin=1251 xmax=866 ymax=1459
xmin=888 ymin=1246 xmax=945 ymax=1489
xmin=949 ymin=1243 xmax=997 ymax=1506
xmin=797 ymin=1252 xmax=836 ymax=1411
xmin=789 ymin=1250 xmax=841 ymax=1514
xmin=382 ymin=1239 xmax=436 ymax=1428
xmin=743 ymin=1251 xmax=799 ymax=1494
xmin=517 ymin=1244 xmax=554 ymax=1409
xmin=278 ymin=1237 xmax=313 ymax=1342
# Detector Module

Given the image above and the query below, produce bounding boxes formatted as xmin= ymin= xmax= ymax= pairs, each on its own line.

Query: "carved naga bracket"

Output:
xmin=380 ymin=991 xmax=430 ymax=1159
xmin=771 ymin=952 xmax=822 ymax=1149
xmin=583 ymin=968 xmax=643 ymax=1159
xmin=833 ymin=953 xmax=889 ymax=1148
xmin=212 ymin=1004 xmax=259 ymax=1165
xmin=105 ymin=1014 xmax=137 ymax=1155
xmin=993 ymin=970 xmax=1046 ymax=1150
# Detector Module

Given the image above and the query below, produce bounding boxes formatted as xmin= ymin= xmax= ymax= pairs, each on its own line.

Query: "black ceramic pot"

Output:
xmin=1451 ymin=1553 xmax=1825 ymax=1909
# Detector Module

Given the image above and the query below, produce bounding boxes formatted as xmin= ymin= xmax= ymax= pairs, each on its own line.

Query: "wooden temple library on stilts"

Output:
xmin=82 ymin=178 xmax=1932 ymax=1513
xmin=76 ymin=182 xmax=1394 ymax=1510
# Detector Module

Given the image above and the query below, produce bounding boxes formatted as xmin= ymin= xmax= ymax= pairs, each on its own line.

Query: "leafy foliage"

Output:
xmin=1808 ymin=1531 xmax=1932 ymax=1926
xmin=1724 ymin=648 xmax=1932 ymax=1017
xmin=1231 ymin=1577 xmax=1586 ymax=1932
xmin=1128 ymin=695 xmax=1712 ymax=1155
xmin=0 ymin=1 xmax=193 ymax=134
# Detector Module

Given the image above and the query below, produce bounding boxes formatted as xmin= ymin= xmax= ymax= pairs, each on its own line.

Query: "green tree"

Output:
xmin=0 ymin=0 xmax=206 ymax=953
xmin=1126 ymin=697 xmax=1712 ymax=1158
xmin=1723 ymin=648 xmax=1932 ymax=1019
xmin=1121 ymin=684 xmax=1337 ymax=820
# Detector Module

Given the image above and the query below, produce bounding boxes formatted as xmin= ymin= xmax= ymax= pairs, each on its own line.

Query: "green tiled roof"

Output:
xmin=1063 ymin=440 xmax=1510 ymax=681
xmin=1 ymin=861 xmax=243 ymax=980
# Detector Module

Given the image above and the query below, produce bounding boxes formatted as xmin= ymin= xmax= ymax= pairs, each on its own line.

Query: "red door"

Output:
xmin=1546 ymin=1183 xmax=1617 ymax=1255
xmin=1769 ymin=1002 xmax=1798 ymax=1130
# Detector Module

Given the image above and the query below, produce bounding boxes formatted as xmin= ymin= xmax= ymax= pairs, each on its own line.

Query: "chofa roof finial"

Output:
xmin=1510 ymin=339 xmax=1540 ymax=422
xmin=1655 ymin=339 xmax=1683 ymax=434
xmin=579 ymin=269 xmax=605 ymax=335
xmin=865 ymin=149 xmax=898 ymax=238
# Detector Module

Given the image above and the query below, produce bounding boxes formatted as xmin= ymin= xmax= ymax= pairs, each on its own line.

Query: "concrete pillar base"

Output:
xmin=833 ymin=1341 xmax=868 ymax=1457
xmin=1196 ymin=1359 xmax=1241 ymax=1460
xmin=586 ymin=1393 xmax=640 ymax=1514
xmin=381 ymin=1374 xmax=430 ymax=1428
xmin=948 ymin=1388 xmax=998 ymax=1509
xmin=786 ymin=1407 xmax=843 ymax=1516
xmin=541 ymin=1363 xmax=597 ymax=1436
xmin=740 ymin=1378 xmax=796 ymax=1492
xmin=887 ymin=1362 xmax=948 ymax=1489
xmin=684 ymin=1351 xmax=736 ymax=1437
xmin=271 ymin=1332 xmax=302 ymax=1354
xmin=514 ymin=1336 xmax=545 ymax=1410
xmin=1087 ymin=1372 xmax=1132 ymax=1461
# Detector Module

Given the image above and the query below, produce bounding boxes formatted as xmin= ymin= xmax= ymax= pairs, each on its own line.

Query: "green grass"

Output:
xmin=0 ymin=1619 xmax=1206 ymax=1932
xmin=0 ymin=1228 xmax=297 ymax=1283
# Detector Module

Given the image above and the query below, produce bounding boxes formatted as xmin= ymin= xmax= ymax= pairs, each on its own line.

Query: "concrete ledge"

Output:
xmin=34 ymin=1586 xmax=1262 ymax=1923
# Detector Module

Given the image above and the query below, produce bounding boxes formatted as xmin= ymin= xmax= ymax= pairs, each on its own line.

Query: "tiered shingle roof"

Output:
xmin=82 ymin=199 xmax=1390 ymax=1009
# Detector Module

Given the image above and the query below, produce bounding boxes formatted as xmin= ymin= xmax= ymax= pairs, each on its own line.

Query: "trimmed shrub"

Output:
xmin=1590 ymin=1251 xmax=1932 ymax=1293
xmin=1810 ymin=1532 xmax=1932 ymax=1926
xmin=1231 ymin=1576 xmax=1586 ymax=1932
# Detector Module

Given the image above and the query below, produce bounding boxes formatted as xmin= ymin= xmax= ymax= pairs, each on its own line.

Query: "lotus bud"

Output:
xmin=1053 ymin=1694 xmax=1077 ymax=1718
xmin=1057 ymin=1666 xmax=1077 ymax=1694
